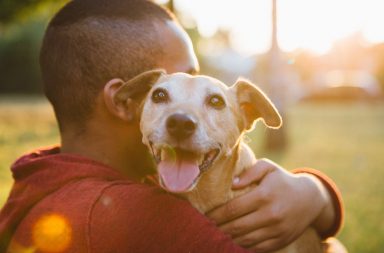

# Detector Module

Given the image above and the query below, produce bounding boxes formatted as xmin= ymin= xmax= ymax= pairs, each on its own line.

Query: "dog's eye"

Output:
xmin=151 ymin=88 xmax=169 ymax=103
xmin=207 ymin=94 xmax=226 ymax=109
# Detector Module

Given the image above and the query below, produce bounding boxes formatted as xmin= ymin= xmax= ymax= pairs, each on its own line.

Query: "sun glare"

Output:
xmin=163 ymin=0 xmax=384 ymax=55
xmin=32 ymin=214 xmax=72 ymax=252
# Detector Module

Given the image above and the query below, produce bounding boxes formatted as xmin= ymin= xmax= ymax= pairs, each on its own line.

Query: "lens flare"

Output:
xmin=32 ymin=214 xmax=72 ymax=252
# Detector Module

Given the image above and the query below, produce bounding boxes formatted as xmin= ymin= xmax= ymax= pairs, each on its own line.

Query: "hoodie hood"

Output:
xmin=0 ymin=146 xmax=125 ymax=251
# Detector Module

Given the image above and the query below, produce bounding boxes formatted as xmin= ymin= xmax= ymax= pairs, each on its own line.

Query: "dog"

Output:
xmin=113 ymin=69 xmax=323 ymax=253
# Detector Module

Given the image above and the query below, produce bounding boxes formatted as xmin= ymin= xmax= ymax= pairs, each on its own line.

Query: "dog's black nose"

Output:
xmin=166 ymin=113 xmax=197 ymax=140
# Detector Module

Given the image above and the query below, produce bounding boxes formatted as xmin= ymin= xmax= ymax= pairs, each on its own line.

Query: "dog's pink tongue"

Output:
xmin=158 ymin=149 xmax=200 ymax=193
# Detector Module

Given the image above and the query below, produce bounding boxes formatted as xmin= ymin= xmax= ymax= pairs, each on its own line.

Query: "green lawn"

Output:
xmin=0 ymin=96 xmax=59 ymax=206
xmin=1 ymin=97 xmax=383 ymax=253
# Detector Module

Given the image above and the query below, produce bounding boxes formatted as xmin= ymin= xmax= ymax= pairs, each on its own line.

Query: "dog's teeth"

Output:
xmin=160 ymin=149 xmax=166 ymax=161
xmin=153 ymin=148 xmax=158 ymax=156
xmin=198 ymin=155 xmax=204 ymax=165
xmin=207 ymin=150 xmax=216 ymax=160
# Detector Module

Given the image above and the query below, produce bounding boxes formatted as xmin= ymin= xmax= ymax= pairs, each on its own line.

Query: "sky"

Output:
xmin=156 ymin=0 xmax=384 ymax=55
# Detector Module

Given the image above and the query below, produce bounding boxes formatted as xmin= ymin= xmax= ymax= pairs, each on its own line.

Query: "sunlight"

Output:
xmin=277 ymin=0 xmax=382 ymax=54
xmin=162 ymin=0 xmax=384 ymax=55
xmin=361 ymin=0 xmax=384 ymax=44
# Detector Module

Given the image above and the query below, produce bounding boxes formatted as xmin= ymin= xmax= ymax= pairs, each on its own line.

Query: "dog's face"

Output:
xmin=113 ymin=70 xmax=282 ymax=193
xmin=141 ymin=73 xmax=241 ymax=193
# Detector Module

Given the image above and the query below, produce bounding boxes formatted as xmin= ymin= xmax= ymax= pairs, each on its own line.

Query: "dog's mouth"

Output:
xmin=150 ymin=143 xmax=220 ymax=193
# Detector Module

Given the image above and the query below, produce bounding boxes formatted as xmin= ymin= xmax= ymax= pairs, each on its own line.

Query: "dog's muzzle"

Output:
xmin=166 ymin=113 xmax=197 ymax=140
xmin=149 ymin=143 xmax=220 ymax=193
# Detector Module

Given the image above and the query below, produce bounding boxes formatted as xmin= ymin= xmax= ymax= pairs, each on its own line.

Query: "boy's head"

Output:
xmin=40 ymin=0 xmax=198 ymax=132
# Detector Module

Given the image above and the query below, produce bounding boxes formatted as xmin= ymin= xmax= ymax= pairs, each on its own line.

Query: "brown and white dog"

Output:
xmin=113 ymin=69 xmax=322 ymax=253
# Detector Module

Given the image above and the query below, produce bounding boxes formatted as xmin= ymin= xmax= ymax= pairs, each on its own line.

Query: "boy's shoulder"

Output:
xmin=9 ymin=178 xmax=157 ymax=252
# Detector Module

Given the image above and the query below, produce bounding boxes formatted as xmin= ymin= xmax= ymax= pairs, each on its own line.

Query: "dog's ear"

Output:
xmin=104 ymin=69 xmax=165 ymax=122
xmin=115 ymin=69 xmax=166 ymax=102
xmin=233 ymin=79 xmax=282 ymax=131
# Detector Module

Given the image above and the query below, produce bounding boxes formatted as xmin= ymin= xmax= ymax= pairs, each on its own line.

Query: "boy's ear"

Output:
xmin=232 ymin=79 xmax=282 ymax=131
xmin=104 ymin=69 xmax=165 ymax=122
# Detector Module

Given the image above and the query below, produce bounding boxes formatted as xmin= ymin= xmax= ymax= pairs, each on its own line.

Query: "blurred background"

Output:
xmin=1 ymin=0 xmax=383 ymax=252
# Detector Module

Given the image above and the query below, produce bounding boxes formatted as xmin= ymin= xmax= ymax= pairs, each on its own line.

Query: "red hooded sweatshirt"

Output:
xmin=0 ymin=147 xmax=343 ymax=253
xmin=0 ymin=146 xmax=251 ymax=253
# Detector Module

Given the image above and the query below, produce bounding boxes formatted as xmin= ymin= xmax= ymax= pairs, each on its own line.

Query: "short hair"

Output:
xmin=40 ymin=0 xmax=174 ymax=131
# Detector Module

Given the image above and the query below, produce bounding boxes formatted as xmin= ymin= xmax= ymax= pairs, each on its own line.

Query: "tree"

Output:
xmin=0 ymin=0 xmax=66 ymax=94
xmin=264 ymin=0 xmax=288 ymax=150
xmin=1 ymin=0 xmax=45 ymax=23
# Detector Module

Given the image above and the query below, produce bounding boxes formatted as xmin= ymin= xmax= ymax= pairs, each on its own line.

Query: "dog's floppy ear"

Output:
xmin=233 ymin=79 xmax=282 ymax=131
xmin=115 ymin=69 xmax=166 ymax=102
xmin=105 ymin=69 xmax=165 ymax=122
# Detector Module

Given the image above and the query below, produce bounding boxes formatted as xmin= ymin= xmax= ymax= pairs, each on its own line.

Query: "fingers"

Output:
xmin=233 ymin=226 xmax=283 ymax=248
xmin=206 ymin=188 xmax=264 ymax=225
xmin=221 ymin=211 xmax=294 ymax=252
xmin=232 ymin=158 xmax=277 ymax=189
xmin=218 ymin=210 xmax=270 ymax=237
xmin=248 ymin=237 xmax=290 ymax=253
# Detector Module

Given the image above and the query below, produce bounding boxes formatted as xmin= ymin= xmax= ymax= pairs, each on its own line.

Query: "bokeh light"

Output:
xmin=167 ymin=0 xmax=384 ymax=55
xmin=32 ymin=214 xmax=72 ymax=253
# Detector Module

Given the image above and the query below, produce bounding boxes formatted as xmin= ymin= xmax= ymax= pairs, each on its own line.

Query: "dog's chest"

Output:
xmin=183 ymin=142 xmax=323 ymax=253
xmin=184 ymin=142 xmax=256 ymax=213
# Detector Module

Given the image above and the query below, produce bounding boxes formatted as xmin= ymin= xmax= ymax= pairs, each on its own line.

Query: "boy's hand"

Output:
xmin=207 ymin=159 xmax=334 ymax=253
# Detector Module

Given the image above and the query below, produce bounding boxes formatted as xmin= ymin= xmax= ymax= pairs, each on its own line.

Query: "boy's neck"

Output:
xmin=60 ymin=122 xmax=154 ymax=181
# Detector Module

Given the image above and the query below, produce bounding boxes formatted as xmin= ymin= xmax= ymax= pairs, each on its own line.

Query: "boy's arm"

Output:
xmin=207 ymin=159 xmax=344 ymax=252
xmin=291 ymin=167 xmax=344 ymax=239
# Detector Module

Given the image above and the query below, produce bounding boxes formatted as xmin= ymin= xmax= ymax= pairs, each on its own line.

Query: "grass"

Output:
xmin=1 ymin=97 xmax=383 ymax=253
xmin=248 ymin=101 xmax=384 ymax=253
xmin=0 ymin=96 xmax=59 ymax=206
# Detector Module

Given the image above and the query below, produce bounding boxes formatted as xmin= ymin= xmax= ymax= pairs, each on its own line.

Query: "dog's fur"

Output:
xmin=114 ymin=69 xmax=323 ymax=253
